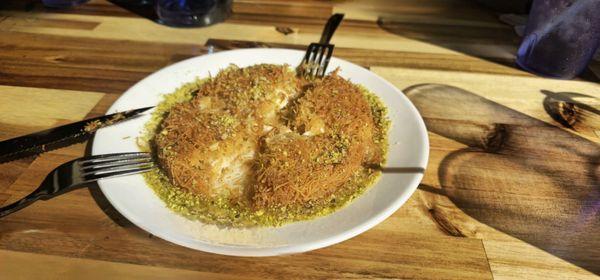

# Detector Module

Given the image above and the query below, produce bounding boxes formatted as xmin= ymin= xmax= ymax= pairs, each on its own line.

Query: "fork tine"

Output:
xmin=78 ymin=152 xmax=154 ymax=180
xmin=80 ymin=156 xmax=153 ymax=171
xmin=315 ymin=46 xmax=328 ymax=77
xmin=83 ymin=165 xmax=155 ymax=182
xmin=302 ymin=44 xmax=311 ymax=63
xmin=79 ymin=152 xmax=150 ymax=165
xmin=81 ymin=160 xmax=154 ymax=177
xmin=313 ymin=45 xmax=325 ymax=76
xmin=82 ymin=160 xmax=154 ymax=178
xmin=302 ymin=44 xmax=312 ymax=64
xmin=309 ymin=45 xmax=319 ymax=74
xmin=302 ymin=43 xmax=335 ymax=78
xmin=303 ymin=44 xmax=315 ymax=63
xmin=319 ymin=45 xmax=334 ymax=77
xmin=301 ymin=44 xmax=320 ymax=78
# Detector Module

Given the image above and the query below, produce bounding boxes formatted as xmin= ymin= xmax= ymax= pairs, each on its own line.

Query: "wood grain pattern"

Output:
xmin=0 ymin=86 xmax=104 ymax=129
xmin=0 ymin=31 xmax=209 ymax=94
xmin=375 ymin=67 xmax=600 ymax=278
xmin=233 ymin=0 xmax=333 ymax=19
xmin=0 ymin=249 xmax=243 ymax=280
xmin=206 ymin=38 xmax=531 ymax=76
xmin=0 ymin=0 xmax=599 ymax=279
xmin=0 ymin=11 xmax=500 ymax=57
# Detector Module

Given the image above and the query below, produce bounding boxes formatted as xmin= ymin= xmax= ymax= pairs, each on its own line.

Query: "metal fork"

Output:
xmin=299 ymin=13 xmax=345 ymax=78
xmin=0 ymin=152 xmax=155 ymax=218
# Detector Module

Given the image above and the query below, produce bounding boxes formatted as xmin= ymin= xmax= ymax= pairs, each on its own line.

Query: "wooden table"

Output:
xmin=1 ymin=0 xmax=599 ymax=279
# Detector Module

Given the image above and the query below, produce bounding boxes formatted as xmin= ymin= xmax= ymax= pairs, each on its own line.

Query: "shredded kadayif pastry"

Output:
xmin=139 ymin=64 xmax=389 ymax=227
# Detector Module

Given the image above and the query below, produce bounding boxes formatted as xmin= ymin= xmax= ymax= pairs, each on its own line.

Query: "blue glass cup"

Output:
xmin=42 ymin=0 xmax=90 ymax=8
xmin=155 ymin=0 xmax=231 ymax=27
xmin=516 ymin=0 xmax=600 ymax=79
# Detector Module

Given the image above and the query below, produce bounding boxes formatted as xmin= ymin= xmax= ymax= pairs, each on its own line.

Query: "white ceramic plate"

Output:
xmin=92 ymin=48 xmax=428 ymax=256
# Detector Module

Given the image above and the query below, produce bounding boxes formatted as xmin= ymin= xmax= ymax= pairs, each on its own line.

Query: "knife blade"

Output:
xmin=0 ymin=106 xmax=153 ymax=163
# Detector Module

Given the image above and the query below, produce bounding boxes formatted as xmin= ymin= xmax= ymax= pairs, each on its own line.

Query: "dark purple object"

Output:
xmin=516 ymin=0 xmax=600 ymax=79
xmin=42 ymin=0 xmax=89 ymax=8
xmin=155 ymin=0 xmax=231 ymax=27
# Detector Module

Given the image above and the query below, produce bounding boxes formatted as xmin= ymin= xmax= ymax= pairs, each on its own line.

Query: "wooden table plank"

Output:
xmin=0 ymin=86 xmax=104 ymax=130
xmin=0 ymin=30 xmax=530 ymax=95
xmin=0 ymin=194 xmax=494 ymax=280
xmin=0 ymin=31 xmax=208 ymax=94
xmin=0 ymin=249 xmax=243 ymax=280
xmin=333 ymin=0 xmax=501 ymax=23
xmin=206 ymin=38 xmax=530 ymax=76
xmin=372 ymin=66 xmax=600 ymax=142
xmin=234 ymin=0 xmax=333 ymax=19
xmin=0 ymin=11 xmax=513 ymax=57
xmin=374 ymin=66 xmax=600 ymax=278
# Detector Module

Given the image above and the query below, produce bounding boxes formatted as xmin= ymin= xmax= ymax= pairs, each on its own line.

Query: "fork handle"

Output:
xmin=0 ymin=171 xmax=69 ymax=218
xmin=0 ymin=184 xmax=52 ymax=218
xmin=319 ymin=14 xmax=345 ymax=44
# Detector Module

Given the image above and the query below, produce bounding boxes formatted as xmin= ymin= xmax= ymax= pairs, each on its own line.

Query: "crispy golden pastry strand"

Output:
xmin=155 ymin=64 xmax=299 ymax=198
xmin=252 ymin=72 xmax=380 ymax=208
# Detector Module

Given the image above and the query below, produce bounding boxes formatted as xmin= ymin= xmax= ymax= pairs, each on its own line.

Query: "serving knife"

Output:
xmin=0 ymin=106 xmax=153 ymax=164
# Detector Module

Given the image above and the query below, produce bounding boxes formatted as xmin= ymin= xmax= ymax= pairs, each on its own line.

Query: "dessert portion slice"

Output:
xmin=155 ymin=65 xmax=299 ymax=199
xmin=252 ymin=72 xmax=381 ymax=208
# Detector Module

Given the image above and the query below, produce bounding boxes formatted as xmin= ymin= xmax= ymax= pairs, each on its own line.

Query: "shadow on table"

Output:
xmin=0 ymin=0 xmax=155 ymax=20
xmin=107 ymin=0 xmax=157 ymax=22
xmin=405 ymin=83 xmax=600 ymax=274
xmin=87 ymin=182 xmax=134 ymax=227
xmin=376 ymin=4 xmax=600 ymax=83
